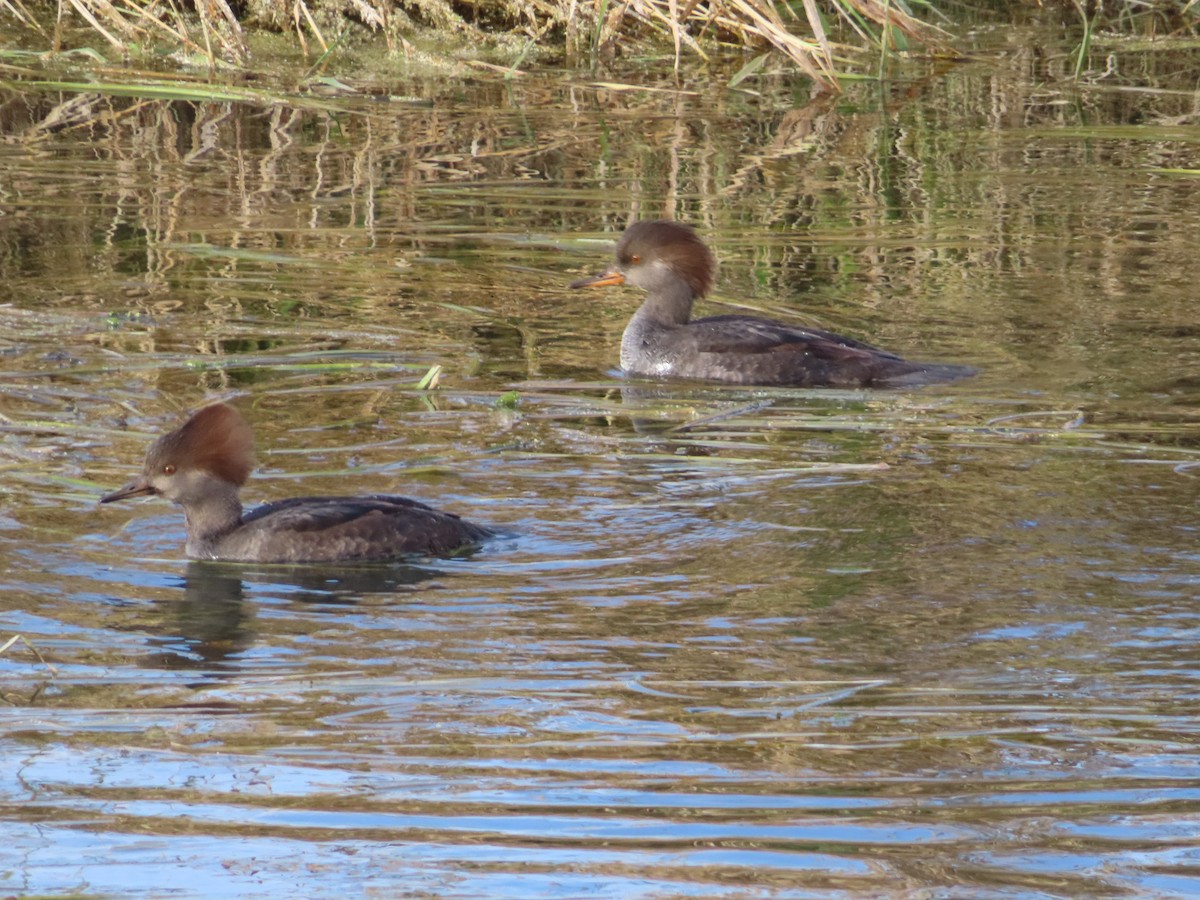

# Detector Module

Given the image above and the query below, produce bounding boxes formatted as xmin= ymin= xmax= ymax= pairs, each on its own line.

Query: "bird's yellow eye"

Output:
xmin=163 ymin=464 xmax=176 ymax=475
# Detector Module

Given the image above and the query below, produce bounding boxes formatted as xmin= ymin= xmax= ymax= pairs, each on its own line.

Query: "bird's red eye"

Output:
xmin=630 ymin=254 xmax=642 ymax=264
xmin=163 ymin=464 xmax=176 ymax=475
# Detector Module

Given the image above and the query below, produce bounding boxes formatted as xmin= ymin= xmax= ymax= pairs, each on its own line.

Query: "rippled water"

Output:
xmin=3 ymin=23 xmax=1200 ymax=898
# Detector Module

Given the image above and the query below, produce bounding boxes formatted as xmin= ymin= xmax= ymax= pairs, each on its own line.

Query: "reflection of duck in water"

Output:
xmin=572 ymin=220 xmax=975 ymax=387
xmin=147 ymin=561 xmax=451 ymax=669
xmin=154 ymin=565 xmax=251 ymax=667
xmin=101 ymin=403 xmax=491 ymax=563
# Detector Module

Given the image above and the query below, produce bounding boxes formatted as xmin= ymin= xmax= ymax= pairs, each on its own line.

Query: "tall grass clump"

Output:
xmin=1 ymin=0 xmax=946 ymax=90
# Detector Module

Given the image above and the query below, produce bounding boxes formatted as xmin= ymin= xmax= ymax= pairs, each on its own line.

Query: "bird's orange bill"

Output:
xmin=100 ymin=478 xmax=156 ymax=504
xmin=569 ymin=270 xmax=625 ymax=289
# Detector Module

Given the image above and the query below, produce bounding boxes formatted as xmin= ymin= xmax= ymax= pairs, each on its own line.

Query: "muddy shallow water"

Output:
xmin=2 ymin=25 xmax=1200 ymax=898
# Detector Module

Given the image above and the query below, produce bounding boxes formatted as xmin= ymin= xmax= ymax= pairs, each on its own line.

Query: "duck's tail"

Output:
xmin=878 ymin=361 xmax=978 ymax=388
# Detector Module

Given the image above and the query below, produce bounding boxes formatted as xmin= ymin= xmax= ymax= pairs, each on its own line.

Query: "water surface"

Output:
xmin=3 ymin=25 xmax=1200 ymax=898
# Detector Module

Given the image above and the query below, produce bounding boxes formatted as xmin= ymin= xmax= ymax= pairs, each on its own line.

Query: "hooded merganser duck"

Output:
xmin=571 ymin=220 xmax=975 ymax=387
xmin=100 ymin=402 xmax=491 ymax=563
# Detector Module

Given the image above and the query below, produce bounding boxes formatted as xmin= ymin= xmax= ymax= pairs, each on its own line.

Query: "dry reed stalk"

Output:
xmin=41 ymin=0 xmax=941 ymax=90
xmin=295 ymin=0 xmax=330 ymax=53
xmin=852 ymin=0 xmax=944 ymax=42
xmin=614 ymin=0 xmax=941 ymax=87
xmin=83 ymin=0 xmax=142 ymax=38
xmin=196 ymin=3 xmax=217 ymax=65
xmin=121 ymin=1 xmax=189 ymax=44
xmin=726 ymin=0 xmax=831 ymax=81
xmin=619 ymin=0 xmax=833 ymax=84
xmin=628 ymin=0 xmax=708 ymax=63
xmin=345 ymin=0 xmax=386 ymax=31
xmin=798 ymin=0 xmax=831 ymax=63
xmin=667 ymin=0 xmax=682 ymax=68
xmin=205 ymin=0 xmax=250 ymax=62
xmin=1 ymin=0 xmax=45 ymax=31
xmin=56 ymin=0 xmax=249 ymax=64
xmin=61 ymin=0 xmax=129 ymax=50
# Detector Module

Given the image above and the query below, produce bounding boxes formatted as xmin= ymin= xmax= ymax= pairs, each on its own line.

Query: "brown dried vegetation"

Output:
xmin=2 ymin=0 xmax=944 ymax=89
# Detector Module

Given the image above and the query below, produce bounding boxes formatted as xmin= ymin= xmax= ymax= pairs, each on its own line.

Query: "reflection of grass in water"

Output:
xmin=0 ymin=633 xmax=56 ymax=707
xmin=4 ymin=61 xmax=1192 ymax=380
xmin=28 ymin=79 xmax=289 ymax=104
xmin=499 ymin=380 xmax=1200 ymax=466
xmin=0 ymin=632 xmax=58 ymax=677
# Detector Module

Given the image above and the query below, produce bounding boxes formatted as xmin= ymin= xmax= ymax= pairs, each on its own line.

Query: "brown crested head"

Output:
xmin=617 ymin=220 xmax=716 ymax=297
xmin=146 ymin=402 xmax=256 ymax=487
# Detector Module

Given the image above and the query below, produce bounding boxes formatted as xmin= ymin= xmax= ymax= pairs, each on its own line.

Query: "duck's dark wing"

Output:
xmin=681 ymin=315 xmax=973 ymax=387
xmin=686 ymin=314 xmax=903 ymax=359
xmin=234 ymin=495 xmax=491 ymax=563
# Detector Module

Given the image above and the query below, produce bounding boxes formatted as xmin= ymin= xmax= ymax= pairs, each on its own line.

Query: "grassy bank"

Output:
xmin=2 ymin=0 xmax=945 ymax=89
xmin=3 ymin=1 xmax=1199 ymax=90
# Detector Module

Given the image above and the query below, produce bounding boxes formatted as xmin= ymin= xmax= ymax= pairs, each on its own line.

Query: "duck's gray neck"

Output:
xmin=633 ymin=278 xmax=695 ymax=327
xmin=620 ymin=282 xmax=696 ymax=374
xmin=179 ymin=482 xmax=245 ymax=559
